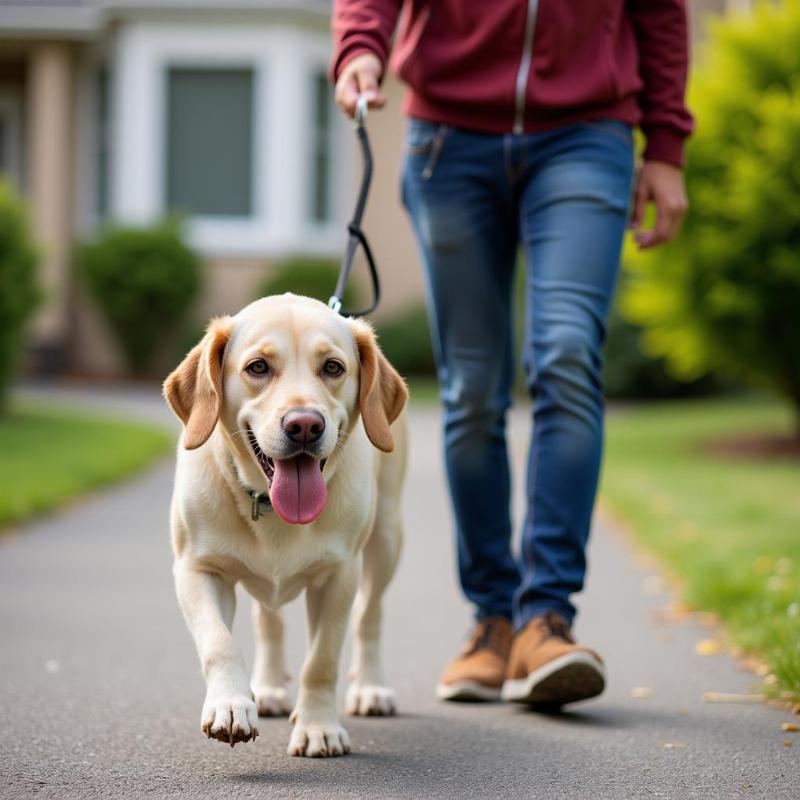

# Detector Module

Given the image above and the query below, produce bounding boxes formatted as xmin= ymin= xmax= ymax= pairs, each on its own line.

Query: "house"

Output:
xmin=0 ymin=0 xmax=420 ymax=376
xmin=0 ymin=0 xmax=751 ymax=376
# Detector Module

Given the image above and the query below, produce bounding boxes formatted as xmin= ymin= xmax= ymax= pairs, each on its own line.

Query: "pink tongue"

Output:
xmin=270 ymin=454 xmax=327 ymax=525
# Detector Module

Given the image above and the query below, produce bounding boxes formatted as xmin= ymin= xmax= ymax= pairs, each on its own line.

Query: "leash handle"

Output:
xmin=328 ymin=96 xmax=380 ymax=318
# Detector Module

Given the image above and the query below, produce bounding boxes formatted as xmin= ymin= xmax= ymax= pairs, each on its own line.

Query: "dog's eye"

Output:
xmin=246 ymin=359 xmax=270 ymax=377
xmin=322 ymin=359 xmax=345 ymax=378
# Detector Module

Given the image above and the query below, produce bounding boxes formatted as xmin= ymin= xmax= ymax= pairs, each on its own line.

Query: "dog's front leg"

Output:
xmin=174 ymin=562 xmax=259 ymax=746
xmin=251 ymin=602 xmax=290 ymax=716
xmin=288 ymin=559 xmax=359 ymax=758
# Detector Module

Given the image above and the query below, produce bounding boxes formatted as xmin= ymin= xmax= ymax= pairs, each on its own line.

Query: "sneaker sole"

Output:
xmin=501 ymin=651 xmax=606 ymax=706
xmin=436 ymin=680 xmax=502 ymax=702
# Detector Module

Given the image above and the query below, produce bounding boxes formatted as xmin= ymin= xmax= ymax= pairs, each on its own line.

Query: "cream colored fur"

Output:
xmin=163 ymin=294 xmax=407 ymax=758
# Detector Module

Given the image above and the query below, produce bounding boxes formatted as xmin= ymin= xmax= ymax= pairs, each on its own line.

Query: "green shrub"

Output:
xmin=0 ymin=180 xmax=40 ymax=409
xmin=375 ymin=304 xmax=437 ymax=377
xmin=621 ymin=1 xmax=800 ymax=428
xmin=256 ymin=256 xmax=362 ymax=310
xmin=79 ymin=221 xmax=202 ymax=373
xmin=603 ymin=302 xmax=726 ymax=399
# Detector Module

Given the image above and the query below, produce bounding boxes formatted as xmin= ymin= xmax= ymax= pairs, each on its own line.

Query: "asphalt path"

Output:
xmin=1 ymin=385 xmax=797 ymax=799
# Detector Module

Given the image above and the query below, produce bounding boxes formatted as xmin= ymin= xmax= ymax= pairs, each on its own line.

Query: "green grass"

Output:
xmin=601 ymin=395 xmax=800 ymax=702
xmin=0 ymin=402 xmax=172 ymax=527
xmin=407 ymin=377 xmax=440 ymax=404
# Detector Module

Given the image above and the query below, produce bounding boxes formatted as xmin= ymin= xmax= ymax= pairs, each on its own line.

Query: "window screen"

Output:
xmin=166 ymin=67 xmax=254 ymax=217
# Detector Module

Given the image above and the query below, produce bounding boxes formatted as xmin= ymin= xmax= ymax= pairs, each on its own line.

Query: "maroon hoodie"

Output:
xmin=331 ymin=1 xmax=693 ymax=166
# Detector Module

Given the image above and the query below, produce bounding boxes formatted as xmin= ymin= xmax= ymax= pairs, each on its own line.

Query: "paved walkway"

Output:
xmin=1 ymin=386 xmax=797 ymax=799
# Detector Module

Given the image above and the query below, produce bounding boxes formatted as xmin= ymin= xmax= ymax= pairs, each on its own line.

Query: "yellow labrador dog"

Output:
xmin=163 ymin=294 xmax=407 ymax=757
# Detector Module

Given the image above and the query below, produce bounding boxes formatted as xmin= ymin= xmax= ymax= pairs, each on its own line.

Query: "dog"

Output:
xmin=163 ymin=294 xmax=408 ymax=757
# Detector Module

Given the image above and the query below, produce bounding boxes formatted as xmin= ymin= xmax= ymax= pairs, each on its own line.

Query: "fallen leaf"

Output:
xmin=695 ymin=639 xmax=722 ymax=656
xmin=642 ymin=575 xmax=665 ymax=596
xmin=781 ymin=723 xmax=799 ymax=732
xmin=764 ymin=674 xmax=779 ymax=686
xmin=703 ymin=692 xmax=766 ymax=704
xmin=742 ymin=659 xmax=771 ymax=677
xmin=783 ymin=739 xmax=793 ymax=748
xmin=776 ymin=557 xmax=793 ymax=575
xmin=650 ymin=603 xmax=693 ymax=624
xmin=695 ymin=611 xmax=719 ymax=627
xmin=631 ymin=687 xmax=653 ymax=699
xmin=752 ymin=555 xmax=773 ymax=575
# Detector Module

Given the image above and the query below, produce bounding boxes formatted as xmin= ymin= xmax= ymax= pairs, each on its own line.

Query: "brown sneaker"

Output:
xmin=436 ymin=616 xmax=512 ymax=702
xmin=502 ymin=611 xmax=605 ymax=707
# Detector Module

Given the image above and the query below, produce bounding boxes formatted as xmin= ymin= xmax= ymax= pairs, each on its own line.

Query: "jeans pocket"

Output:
xmin=580 ymin=119 xmax=633 ymax=146
xmin=406 ymin=118 xmax=448 ymax=180
xmin=406 ymin=117 xmax=441 ymax=154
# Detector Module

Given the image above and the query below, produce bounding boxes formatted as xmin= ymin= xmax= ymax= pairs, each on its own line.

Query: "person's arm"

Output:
xmin=330 ymin=0 xmax=403 ymax=117
xmin=627 ymin=0 xmax=694 ymax=248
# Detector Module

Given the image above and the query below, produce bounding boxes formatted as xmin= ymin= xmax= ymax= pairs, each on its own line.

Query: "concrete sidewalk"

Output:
xmin=1 ymin=387 xmax=797 ymax=799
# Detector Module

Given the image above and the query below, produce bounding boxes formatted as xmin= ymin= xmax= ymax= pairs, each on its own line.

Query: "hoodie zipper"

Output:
xmin=513 ymin=0 xmax=540 ymax=134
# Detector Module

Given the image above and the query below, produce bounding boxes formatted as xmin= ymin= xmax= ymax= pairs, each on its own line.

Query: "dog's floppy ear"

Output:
xmin=163 ymin=316 xmax=233 ymax=450
xmin=353 ymin=319 xmax=408 ymax=453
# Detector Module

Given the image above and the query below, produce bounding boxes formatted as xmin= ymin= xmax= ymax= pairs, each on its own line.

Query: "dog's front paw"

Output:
xmin=288 ymin=719 xmax=351 ymax=758
xmin=201 ymin=692 xmax=259 ymax=747
xmin=254 ymin=685 xmax=290 ymax=717
xmin=346 ymin=684 xmax=396 ymax=716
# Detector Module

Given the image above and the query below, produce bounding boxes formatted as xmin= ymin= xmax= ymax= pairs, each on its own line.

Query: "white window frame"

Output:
xmin=110 ymin=21 xmax=350 ymax=258
xmin=75 ymin=43 xmax=111 ymax=236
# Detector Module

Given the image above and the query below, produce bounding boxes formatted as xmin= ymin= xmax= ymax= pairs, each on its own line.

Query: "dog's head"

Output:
xmin=163 ymin=294 xmax=407 ymax=525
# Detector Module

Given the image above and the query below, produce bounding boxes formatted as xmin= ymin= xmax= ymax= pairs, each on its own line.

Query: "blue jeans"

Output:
xmin=402 ymin=118 xmax=634 ymax=629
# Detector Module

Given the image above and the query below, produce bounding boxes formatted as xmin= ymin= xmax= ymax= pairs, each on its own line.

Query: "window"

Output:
xmin=166 ymin=67 xmax=254 ymax=217
xmin=310 ymin=71 xmax=333 ymax=223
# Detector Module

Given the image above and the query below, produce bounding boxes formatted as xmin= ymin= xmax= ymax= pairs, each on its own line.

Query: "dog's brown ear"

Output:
xmin=353 ymin=320 xmax=408 ymax=453
xmin=163 ymin=316 xmax=233 ymax=450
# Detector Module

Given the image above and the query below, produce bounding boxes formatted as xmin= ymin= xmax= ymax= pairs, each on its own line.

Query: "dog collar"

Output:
xmin=228 ymin=454 xmax=273 ymax=521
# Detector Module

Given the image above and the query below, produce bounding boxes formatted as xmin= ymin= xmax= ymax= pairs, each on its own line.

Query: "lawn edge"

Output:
xmin=596 ymin=499 xmax=799 ymax=712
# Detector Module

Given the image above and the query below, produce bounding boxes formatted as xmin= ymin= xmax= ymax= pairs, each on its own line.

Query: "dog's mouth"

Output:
xmin=246 ymin=428 xmax=327 ymax=525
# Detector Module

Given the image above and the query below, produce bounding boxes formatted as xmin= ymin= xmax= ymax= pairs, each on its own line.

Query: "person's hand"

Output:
xmin=335 ymin=52 xmax=387 ymax=118
xmin=629 ymin=161 xmax=689 ymax=249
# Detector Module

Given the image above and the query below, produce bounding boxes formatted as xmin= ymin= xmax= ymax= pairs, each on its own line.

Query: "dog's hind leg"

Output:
xmin=346 ymin=495 xmax=403 ymax=716
xmin=251 ymin=602 xmax=290 ymax=717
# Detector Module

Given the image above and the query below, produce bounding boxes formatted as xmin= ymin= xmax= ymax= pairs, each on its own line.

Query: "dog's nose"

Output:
xmin=281 ymin=409 xmax=325 ymax=445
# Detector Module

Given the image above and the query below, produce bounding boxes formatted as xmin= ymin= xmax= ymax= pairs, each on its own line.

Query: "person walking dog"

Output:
xmin=331 ymin=1 xmax=692 ymax=706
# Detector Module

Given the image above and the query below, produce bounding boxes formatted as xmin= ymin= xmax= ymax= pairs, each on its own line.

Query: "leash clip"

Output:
xmin=251 ymin=491 xmax=267 ymax=521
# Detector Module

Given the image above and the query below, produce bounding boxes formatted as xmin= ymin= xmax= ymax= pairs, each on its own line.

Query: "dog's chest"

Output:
xmin=221 ymin=532 xmax=353 ymax=609
xmin=240 ymin=557 xmax=344 ymax=609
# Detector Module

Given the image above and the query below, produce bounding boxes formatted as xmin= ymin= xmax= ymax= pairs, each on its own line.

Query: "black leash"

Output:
xmin=329 ymin=96 xmax=380 ymax=318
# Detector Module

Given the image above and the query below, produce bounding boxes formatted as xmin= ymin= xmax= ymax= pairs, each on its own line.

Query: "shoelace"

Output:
xmin=536 ymin=610 xmax=576 ymax=644
xmin=464 ymin=617 xmax=509 ymax=657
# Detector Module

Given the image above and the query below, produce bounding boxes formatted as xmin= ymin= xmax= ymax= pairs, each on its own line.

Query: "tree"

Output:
xmin=621 ymin=1 xmax=800 ymax=431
